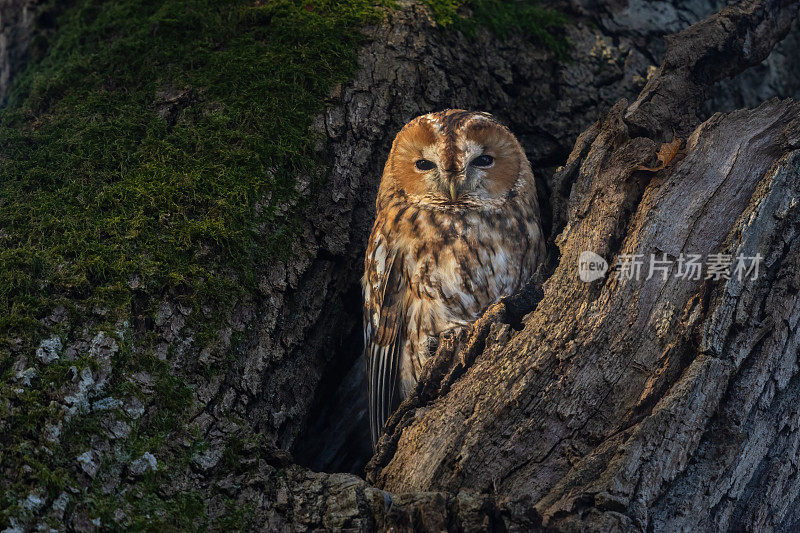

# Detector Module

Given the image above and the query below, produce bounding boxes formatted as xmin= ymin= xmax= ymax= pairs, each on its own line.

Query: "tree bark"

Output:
xmin=251 ymin=1 xmax=800 ymax=530
xmin=6 ymin=0 xmax=800 ymax=530
xmin=365 ymin=1 xmax=800 ymax=530
xmin=294 ymin=0 xmax=800 ymax=475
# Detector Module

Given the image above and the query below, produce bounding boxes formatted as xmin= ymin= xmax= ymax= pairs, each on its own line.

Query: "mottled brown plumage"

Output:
xmin=363 ymin=110 xmax=544 ymax=446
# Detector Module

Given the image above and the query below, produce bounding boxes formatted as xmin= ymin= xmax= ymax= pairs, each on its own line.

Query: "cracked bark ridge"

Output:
xmin=625 ymin=0 xmax=800 ymax=137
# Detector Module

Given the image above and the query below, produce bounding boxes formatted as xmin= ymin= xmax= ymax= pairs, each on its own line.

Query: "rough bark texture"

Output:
xmin=365 ymin=1 xmax=800 ymax=530
xmin=296 ymin=0 xmax=800 ymax=474
xmin=625 ymin=0 xmax=800 ymax=135
xmin=5 ymin=0 xmax=800 ymax=530
xmin=370 ymin=95 xmax=800 ymax=529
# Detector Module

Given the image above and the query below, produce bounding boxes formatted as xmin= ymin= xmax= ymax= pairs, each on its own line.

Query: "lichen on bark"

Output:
xmin=2 ymin=0 xmax=800 ymax=530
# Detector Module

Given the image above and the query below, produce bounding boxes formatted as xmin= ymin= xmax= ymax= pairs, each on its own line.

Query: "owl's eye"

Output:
xmin=471 ymin=154 xmax=494 ymax=167
xmin=415 ymin=159 xmax=436 ymax=171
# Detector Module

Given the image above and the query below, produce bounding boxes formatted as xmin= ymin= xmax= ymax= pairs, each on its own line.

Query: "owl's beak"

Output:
xmin=443 ymin=169 xmax=465 ymax=201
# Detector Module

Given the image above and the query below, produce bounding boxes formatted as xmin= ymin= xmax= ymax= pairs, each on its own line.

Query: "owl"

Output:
xmin=362 ymin=109 xmax=545 ymax=446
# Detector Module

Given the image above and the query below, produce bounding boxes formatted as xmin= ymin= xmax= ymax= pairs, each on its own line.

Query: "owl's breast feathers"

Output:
xmin=362 ymin=188 xmax=543 ymax=446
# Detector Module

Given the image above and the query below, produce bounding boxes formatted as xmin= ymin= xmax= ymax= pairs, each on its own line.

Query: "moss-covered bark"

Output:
xmin=0 ymin=0 xmax=572 ymax=529
xmin=1 ymin=0 xmax=799 ymax=530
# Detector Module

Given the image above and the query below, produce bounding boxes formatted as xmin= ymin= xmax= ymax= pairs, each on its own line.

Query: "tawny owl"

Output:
xmin=362 ymin=109 xmax=544 ymax=446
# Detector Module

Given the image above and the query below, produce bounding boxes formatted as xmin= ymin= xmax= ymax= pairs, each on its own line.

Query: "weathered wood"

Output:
xmin=626 ymin=0 xmax=800 ymax=137
xmin=5 ymin=0 xmax=800 ymax=529
xmin=366 ymin=2 xmax=800 ymax=530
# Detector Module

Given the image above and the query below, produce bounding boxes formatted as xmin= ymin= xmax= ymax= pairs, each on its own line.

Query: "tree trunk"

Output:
xmin=244 ymin=0 xmax=800 ymax=529
xmin=4 ymin=0 xmax=800 ymax=530
xmin=366 ymin=1 xmax=800 ymax=530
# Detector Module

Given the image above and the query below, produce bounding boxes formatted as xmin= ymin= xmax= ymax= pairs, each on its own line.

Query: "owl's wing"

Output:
xmin=364 ymin=240 xmax=406 ymax=448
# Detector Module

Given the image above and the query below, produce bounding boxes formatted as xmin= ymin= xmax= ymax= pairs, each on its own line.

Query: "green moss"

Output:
xmin=423 ymin=0 xmax=569 ymax=58
xmin=0 ymin=0 xmax=383 ymax=356
xmin=0 ymin=2 xmax=385 ymax=525
xmin=0 ymin=0 xmax=571 ymax=527
xmin=216 ymin=500 xmax=257 ymax=531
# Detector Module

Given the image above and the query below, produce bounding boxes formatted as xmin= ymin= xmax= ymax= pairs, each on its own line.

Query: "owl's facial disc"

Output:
xmin=389 ymin=110 xmax=524 ymax=207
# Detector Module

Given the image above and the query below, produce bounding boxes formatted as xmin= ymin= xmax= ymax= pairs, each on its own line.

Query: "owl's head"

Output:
xmin=379 ymin=109 xmax=533 ymax=209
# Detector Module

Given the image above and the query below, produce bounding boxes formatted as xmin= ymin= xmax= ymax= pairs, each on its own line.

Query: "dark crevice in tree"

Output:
xmin=291 ymin=279 xmax=371 ymax=474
